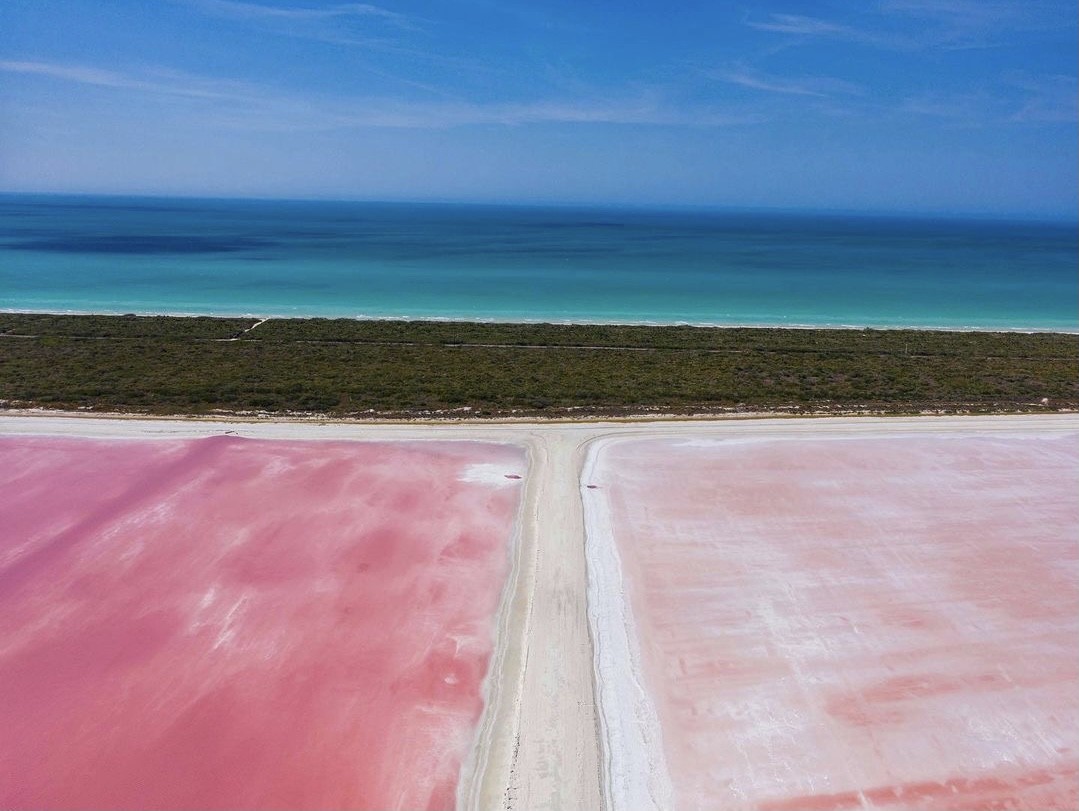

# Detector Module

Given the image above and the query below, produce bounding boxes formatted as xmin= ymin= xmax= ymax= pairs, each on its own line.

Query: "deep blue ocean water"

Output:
xmin=2 ymin=194 xmax=1076 ymax=330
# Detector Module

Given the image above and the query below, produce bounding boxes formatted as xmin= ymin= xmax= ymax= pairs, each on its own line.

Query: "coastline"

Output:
xmin=6 ymin=197 xmax=1075 ymax=338
xmin=4 ymin=308 xmax=1076 ymax=335
xmin=3 ymin=314 xmax=1076 ymax=420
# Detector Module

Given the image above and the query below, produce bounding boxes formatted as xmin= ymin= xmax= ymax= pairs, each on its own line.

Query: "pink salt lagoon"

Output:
xmin=0 ymin=435 xmax=524 ymax=810
xmin=587 ymin=432 xmax=1079 ymax=811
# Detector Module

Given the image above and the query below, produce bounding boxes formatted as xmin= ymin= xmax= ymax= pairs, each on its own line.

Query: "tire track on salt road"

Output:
xmin=461 ymin=429 xmax=604 ymax=811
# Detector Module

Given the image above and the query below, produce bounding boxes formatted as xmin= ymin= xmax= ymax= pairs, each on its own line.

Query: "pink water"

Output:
xmin=594 ymin=434 xmax=1079 ymax=810
xmin=0 ymin=435 xmax=524 ymax=810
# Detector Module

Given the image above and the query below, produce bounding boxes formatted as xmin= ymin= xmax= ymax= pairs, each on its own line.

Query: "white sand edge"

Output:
xmin=582 ymin=437 xmax=674 ymax=811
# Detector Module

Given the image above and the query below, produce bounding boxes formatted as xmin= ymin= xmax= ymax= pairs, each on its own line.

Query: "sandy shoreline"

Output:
xmin=2 ymin=411 xmax=1077 ymax=810
xmin=3 ymin=309 xmax=1077 ymax=334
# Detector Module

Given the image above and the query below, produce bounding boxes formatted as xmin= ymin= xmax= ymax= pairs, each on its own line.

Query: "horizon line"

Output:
xmin=1 ymin=188 xmax=1076 ymax=224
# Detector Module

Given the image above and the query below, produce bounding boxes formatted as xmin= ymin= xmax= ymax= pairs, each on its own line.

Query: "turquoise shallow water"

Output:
xmin=1 ymin=194 xmax=1076 ymax=330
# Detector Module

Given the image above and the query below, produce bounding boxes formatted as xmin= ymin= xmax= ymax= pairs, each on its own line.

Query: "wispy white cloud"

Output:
xmin=0 ymin=60 xmax=128 ymax=87
xmin=0 ymin=58 xmax=758 ymax=131
xmin=878 ymin=0 xmax=1058 ymax=26
xmin=187 ymin=0 xmax=412 ymax=27
xmin=881 ymin=0 xmax=999 ymax=15
xmin=899 ymin=73 xmax=1078 ymax=125
xmin=714 ymin=65 xmax=863 ymax=98
xmin=178 ymin=0 xmax=420 ymax=53
xmin=877 ymin=0 xmax=1066 ymax=48
xmin=300 ymin=99 xmax=746 ymax=129
xmin=1007 ymin=74 xmax=1078 ymax=123
xmin=898 ymin=91 xmax=998 ymax=123
xmin=0 ymin=59 xmax=246 ymax=99
xmin=217 ymin=87 xmax=763 ymax=131
xmin=747 ymin=1 xmax=1074 ymax=51
xmin=744 ymin=13 xmax=876 ymax=43
xmin=179 ymin=0 xmax=480 ymax=91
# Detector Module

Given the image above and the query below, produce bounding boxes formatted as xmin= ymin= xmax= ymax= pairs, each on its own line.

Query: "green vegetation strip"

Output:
xmin=1 ymin=314 xmax=1076 ymax=418
xmin=0 ymin=313 xmax=258 ymax=340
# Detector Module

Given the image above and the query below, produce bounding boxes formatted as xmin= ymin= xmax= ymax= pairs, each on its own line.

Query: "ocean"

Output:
xmin=2 ymin=194 xmax=1076 ymax=330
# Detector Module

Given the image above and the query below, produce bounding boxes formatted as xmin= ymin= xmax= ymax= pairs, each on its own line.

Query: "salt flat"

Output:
xmin=0 ymin=434 xmax=523 ymax=810
xmin=584 ymin=428 xmax=1079 ymax=811
xmin=0 ymin=412 xmax=1075 ymax=811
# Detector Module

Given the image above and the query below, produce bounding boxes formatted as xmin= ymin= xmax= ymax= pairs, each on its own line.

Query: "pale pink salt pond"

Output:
xmin=590 ymin=432 xmax=1079 ymax=811
xmin=0 ymin=435 xmax=524 ymax=810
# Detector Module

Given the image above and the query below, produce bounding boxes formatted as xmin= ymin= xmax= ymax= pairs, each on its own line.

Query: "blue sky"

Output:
xmin=1 ymin=0 xmax=1076 ymax=217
